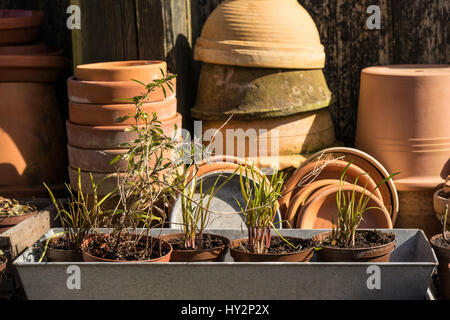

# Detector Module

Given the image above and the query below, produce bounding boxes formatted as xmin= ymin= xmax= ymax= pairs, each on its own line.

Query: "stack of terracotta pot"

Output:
xmin=66 ymin=60 xmax=181 ymax=195
xmin=0 ymin=10 xmax=67 ymax=197
xmin=279 ymin=147 xmax=397 ymax=230
xmin=355 ymin=65 xmax=450 ymax=236
xmin=192 ymin=0 xmax=337 ymax=171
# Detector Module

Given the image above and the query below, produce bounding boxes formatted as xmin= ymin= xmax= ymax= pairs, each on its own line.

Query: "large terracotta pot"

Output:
xmin=67 ymin=75 xmax=176 ymax=104
xmin=192 ymin=63 xmax=332 ymax=120
xmin=355 ymin=65 xmax=450 ymax=191
xmin=230 ymin=237 xmax=315 ymax=262
xmin=430 ymin=233 xmax=450 ymax=300
xmin=159 ymin=233 xmax=230 ymax=262
xmin=194 ymin=0 xmax=325 ymax=69
xmin=68 ymin=97 xmax=177 ymax=125
xmin=201 ymin=108 xmax=335 ymax=157
xmin=66 ymin=113 xmax=181 ymax=149
xmin=75 ymin=60 xmax=167 ymax=82
xmin=0 ymin=82 xmax=67 ymax=196
xmin=0 ymin=10 xmax=44 ymax=45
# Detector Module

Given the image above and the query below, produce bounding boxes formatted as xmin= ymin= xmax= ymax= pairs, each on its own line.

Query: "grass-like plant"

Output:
xmin=441 ymin=203 xmax=449 ymax=244
xmin=236 ymin=164 xmax=290 ymax=254
xmin=330 ymin=162 xmax=398 ymax=247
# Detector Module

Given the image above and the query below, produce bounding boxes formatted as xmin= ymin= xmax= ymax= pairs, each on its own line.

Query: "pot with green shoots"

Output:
xmin=312 ymin=162 xmax=397 ymax=262
xmin=230 ymin=164 xmax=315 ymax=262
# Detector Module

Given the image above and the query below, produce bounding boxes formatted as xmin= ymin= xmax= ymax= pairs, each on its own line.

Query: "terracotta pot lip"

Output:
xmin=230 ymin=237 xmax=314 ymax=257
xmin=430 ymin=232 xmax=450 ymax=250
xmin=159 ymin=233 xmax=230 ymax=252
xmin=67 ymin=73 xmax=176 ymax=85
xmin=67 ymin=144 xmax=128 ymax=153
xmin=0 ymin=211 xmax=36 ymax=219
xmin=76 ymin=60 xmax=165 ymax=70
xmin=0 ymin=10 xmax=44 ymax=29
xmin=312 ymin=231 xmax=396 ymax=252
xmin=0 ymin=54 xmax=67 ymax=68
xmin=68 ymin=95 xmax=176 ymax=107
xmin=362 ymin=64 xmax=450 ymax=77
xmin=81 ymin=234 xmax=172 ymax=262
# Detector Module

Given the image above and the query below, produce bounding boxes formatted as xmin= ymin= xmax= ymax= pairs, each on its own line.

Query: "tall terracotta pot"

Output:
xmin=355 ymin=65 xmax=450 ymax=191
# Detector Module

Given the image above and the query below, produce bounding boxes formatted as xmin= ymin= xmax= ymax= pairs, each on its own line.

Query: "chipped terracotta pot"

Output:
xmin=68 ymin=96 xmax=177 ymax=126
xmin=194 ymin=0 xmax=325 ymax=69
xmin=298 ymin=185 xmax=392 ymax=229
xmin=355 ymin=65 xmax=450 ymax=191
xmin=0 ymin=43 xmax=63 ymax=56
xmin=430 ymin=232 xmax=450 ymax=299
xmin=0 ymin=82 xmax=67 ymax=196
xmin=192 ymin=63 xmax=332 ymax=120
xmin=75 ymin=60 xmax=167 ymax=82
xmin=0 ymin=10 xmax=44 ymax=45
xmin=279 ymin=159 xmax=382 ymax=218
xmin=66 ymin=113 xmax=182 ymax=149
xmin=201 ymin=108 xmax=335 ymax=157
xmin=0 ymin=54 xmax=67 ymax=82
xmin=67 ymin=75 xmax=176 ymax=104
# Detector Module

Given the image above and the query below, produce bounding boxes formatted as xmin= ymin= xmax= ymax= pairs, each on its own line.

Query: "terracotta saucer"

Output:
xmin=0 ymin=10 xmax=44 ymax=45
xmin=298 ymin=184 xmax=392 ymax=229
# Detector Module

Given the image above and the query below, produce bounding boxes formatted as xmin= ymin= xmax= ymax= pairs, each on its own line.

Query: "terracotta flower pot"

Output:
xmin=0 ymin=213 xmax=35 ymax=233
xmin=298 ymin=184 xmax=392 ymax=229
xmin=81 ymin=234 xmax=172 ymax=262
xmin=0 ymin=54 xmax=67 ymax=82
xmin=0 ymin=43 xmax=63 ymax=56
xmin=67 ymin=75 xmax=176 ymax=104
xmin=300 ymin=147 xmax=399 ymax=225
xmin=159 ymin=233 xmax=230 ymax=262
xmin=192 ymin=63 xmax=332 ymax=120
xmin=230 ymin=237 xmax=315 ymax=262
xmin=430 ymin=233 xmax=450 ymax=300
xmin=45 ymin=236 xmax=83 ymax=262
xmin=68 ymin=97 xmax=177 ymax=126
xmin=0 ymin=82 xmax=67 ymax=196
xmin=355 ymin=65 xmax=450 ymax=191
xmin=0 ymin=10 xmax=44 ymax=45
xmin=312 ymin=231 xmax=396 ymax=262
xmin=194 ymin=0 xmax=325 ymax=69
xmin=75 ymin=60 xmax=167 ymax=82
xmin=202 ymin=108 xmax=335 ymax=157
xmin=66 ymin=114 xmax=182 ymax=149
xmin=280 ymin=159 xmax=382 ymax=218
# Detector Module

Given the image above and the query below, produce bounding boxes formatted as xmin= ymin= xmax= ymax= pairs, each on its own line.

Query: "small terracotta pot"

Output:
xmin=81 ymin=234 xmax=172 ymax=262
xmin=0 ymin=54 xmax=67 ymax=82
xmin=430 ymin=233 xmax=450 ymax=300
xmin=0 ymin=10 xmax=44 ymax=45
xmin=312 ymin=231 xmax=396 ymax=262
xmin=230 ymin=237 xmax=315 ymax=262
xmin=68 ymin=97 xmax=177 ymax=126
xmin=159 ymin=233 xmax=230 ymax=262
xmin=66 ymin=114 xmax=181 ymax=149
xmin=75 ymin=60 xmax=167 ymax=82
xmin=0 ymin=213 xmax=35 ymax=233
xmin=67 ymin=75 xmax=176 ymax=104
xmin=280 ymin=159 xmax=382 ymax=218
xmin=0 ymin=43 xmax=62 ymax=56
xmin=298 ymin=184 xmax=392 ymax=229
xmin=45 ymin=236 xmax=83 ymax=262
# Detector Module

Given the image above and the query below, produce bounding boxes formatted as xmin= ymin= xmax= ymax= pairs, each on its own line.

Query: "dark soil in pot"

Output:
xmin=230 ymin=236 xmax=315 ymax=262
xmin=82 ymin=233 xmax=172 ymax=262
xmin=160 ymin=233 xmax=230 ymax=262
xmin=45 ymin=236 xmax=83 ymax=262
xmin=312 ymin=230 xmax=396 ymax=262
xmin=430 ymin=232 xmax=450 ymax=300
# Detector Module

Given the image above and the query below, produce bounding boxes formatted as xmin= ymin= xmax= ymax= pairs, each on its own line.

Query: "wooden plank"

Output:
xmin=392 ymin=0 xmax=449 ymax=64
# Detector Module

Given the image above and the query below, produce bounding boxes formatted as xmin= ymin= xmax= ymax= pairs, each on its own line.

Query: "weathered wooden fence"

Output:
xmin=1 ymin=0 xmax=448 ymax=145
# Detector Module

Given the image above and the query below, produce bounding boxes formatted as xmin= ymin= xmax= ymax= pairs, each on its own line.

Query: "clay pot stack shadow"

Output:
xmin=66 ymin=60 xmax=182 ymax=195
xmin=0 ymin=10 xmax=68 ymax=198
xmin=192 ymin=0 xmax=337 ymax=171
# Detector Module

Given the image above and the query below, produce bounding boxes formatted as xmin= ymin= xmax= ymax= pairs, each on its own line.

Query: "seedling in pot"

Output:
xmin=231 ymin=164 xmax=315 ymax=262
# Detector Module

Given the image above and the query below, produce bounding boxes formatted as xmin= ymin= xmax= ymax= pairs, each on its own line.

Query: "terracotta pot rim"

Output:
xmin=0 ymin=212 xmax=36 ymax=219
xmin=68 ymin=95 xmax=176 ymax=108
xmin=0 ymin=54 xmax=67 ymax=68
xmin=362 ymin=64 xmax=450 ymax=77
xmin=81 ymin=234 xmax=172 ymax=262
xmin=430 ymin=232 xmax=450 ymax=250
xmin=67 ymin=74 xmax=176 ymax=85
xmin=159 ymin=233 xmax=230 ymax=253
xmin=312 ymin=231 xmax=396 ymax=252
xmin=230 ymin=236 xmax=314 ymax=257
xmin=0 ymin=10 xmax=44 ymax=29
xmin=76 ymin=60 xmax=165 ymax=70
